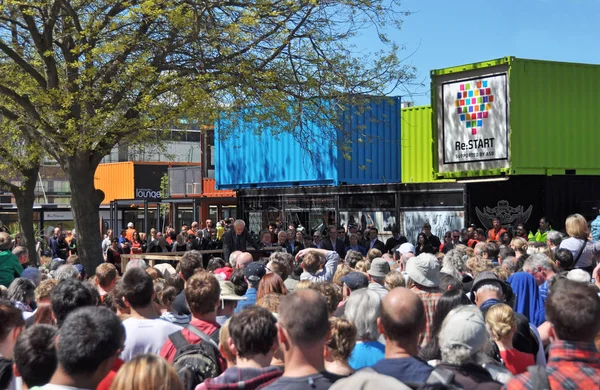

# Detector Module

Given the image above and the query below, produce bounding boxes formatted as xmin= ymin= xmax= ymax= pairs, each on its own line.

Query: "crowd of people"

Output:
xmin=0 ymin=213 xmax=599 ymax=389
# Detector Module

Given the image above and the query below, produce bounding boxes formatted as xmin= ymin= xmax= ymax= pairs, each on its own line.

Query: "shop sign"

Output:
xmin=439 ymin=73 xmax=509 ymax=171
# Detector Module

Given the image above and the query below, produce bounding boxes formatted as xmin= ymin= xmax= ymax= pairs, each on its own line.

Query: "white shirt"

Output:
xmin=120 ymin=317 xmax=182 ymax=361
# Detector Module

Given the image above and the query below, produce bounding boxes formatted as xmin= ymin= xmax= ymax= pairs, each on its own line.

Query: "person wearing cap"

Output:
xmin=125 ymin=222 xmax=136 ymax=243
xmin=422 ymin=223 xmax=441 ymax=253
xmin=333 ymin=272 xmax=369 ymax=317
xmin=370 ymin=287 xmax=434 ymax=385
xmin=385 ymin=227 xmax=408 ymax=255
xmin=0 ymin=232 xmax=22 ymax=288
xmin=406 ymin=253 xmax=442 ymax=348
xmin=471 ymin=271 xmax=544 ymax=366
xmin=217 ymin=280 xmax=247 ymax=325
xmin=235 ymin=262 xmax=266 ymax=313
xmin=437 ymin=305 xmax=502 ymax=389
xmin=367 ymin=258 xmax=390 ymax=300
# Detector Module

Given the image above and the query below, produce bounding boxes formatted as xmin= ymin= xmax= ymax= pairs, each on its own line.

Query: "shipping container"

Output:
xmin=432 ymin=57 xmax=600 ymax=178
xmin=401 ymin=106 xmax=435 ymax=183
xmin=95 ymin=162 xmax=134 ymax=204
xmin=202 ymin=178 xmax=236 ymax=198
xmin=215 ymin=97 xmax=401 ymax=189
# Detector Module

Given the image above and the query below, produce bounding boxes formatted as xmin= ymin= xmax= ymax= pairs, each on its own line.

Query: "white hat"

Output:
xmin=439 ymin=305 xmax=488 ymax=354
xmin=398 ymin=242 xmax=415 ymax=255
xmin=127 ymin=222 xmax=134 ymax=228
xmin=406 ymin=253 xmax=440 ymax=287
xmin=567 ymin=269 xmax=591 ymax=284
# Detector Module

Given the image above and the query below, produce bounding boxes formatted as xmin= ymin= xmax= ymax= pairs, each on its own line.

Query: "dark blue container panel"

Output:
xmin=215 ymin=97 xmax=401 ymax=189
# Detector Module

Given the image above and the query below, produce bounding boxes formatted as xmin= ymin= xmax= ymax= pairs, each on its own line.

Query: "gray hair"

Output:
xmin=344 ymin=289 xmax=381 ymax=341
xmin=442 ymin=249 xmax=466 ymax=273
xmin=475 ymin=284 xmax=502 ymax=295
xmin=7 ymin=278 xmax=35 ymax=303
xmin=440 ymin=265 xmax=462 ymax=281
xmin=269 ymin=251 xmax=294 ymax=271
xmin=502 ymin=256 xmax=518 ymax=273
xmin=229 ymin=251 xmax=242 ymax=267
xmin=54 ymin=264 xmax=80 ymax=281
xmin=345 ymin=250 xmax=364 ymax=268
xmin=546 ymin=231 xmax=563 ymax=247
xmin=233 ymin=219 xmax=245 ymax=228
xmin=126 ymin=259 xmax=149 ymax=272
xmin=523 ymin=253 xmax=556 ymax=273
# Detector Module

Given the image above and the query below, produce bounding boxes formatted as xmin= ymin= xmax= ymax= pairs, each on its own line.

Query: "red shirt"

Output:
xmin=160 ymin=318 xmax=226 ymax=371
xmin=500 ymin=348 xmax=534 ymax=375
xmin=504 ymin=340 xmax=600 ymax=390
xmin=96 ymin=358 xmax=124 ymax=390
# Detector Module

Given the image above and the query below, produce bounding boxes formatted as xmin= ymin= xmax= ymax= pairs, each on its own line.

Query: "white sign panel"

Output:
xmin=441 ymin=73 xmax=509 ymax=167
xmin=44 ymin=211 xmax=73 ymax=221
xmin=402 ymin=210 xmax=464 ymax=245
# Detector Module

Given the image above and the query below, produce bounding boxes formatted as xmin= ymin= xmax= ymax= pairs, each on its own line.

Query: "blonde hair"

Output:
xmin=355 ymin=260 xmax=370 ymax=273
xmin=326 ymin=317 xmax=357 ymax=362
xmin=367 ymin=248 xmax=382 ymax=261
xmin=295 ymin=280 xmax=314 ymax=290
xmin=466 ymin=256 xmax=493 ymax=277
xmin=510 ymin=237 xmax=528 ymax=254
xmin=384 ymin=272 xmax=406 ymax=290
xmin=332 ymin=264 xmax=352 ymax=287
xmin=565 ymin=214 xmax=589 ymax=240
xmin=219 ymin=319 xmax=235 ymax=365
xmin=110 ymin=353 xmax=182 ymax=390
xmin=485 ymin=303 xmax=516 ymax=341
xmin=492 ymin=266 xmax=511 ymax=282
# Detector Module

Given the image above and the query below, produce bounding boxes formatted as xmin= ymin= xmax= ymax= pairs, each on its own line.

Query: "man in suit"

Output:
xmin=321 ymin=226 xmax=346 ymax=259
xmin=222 ymin=219 xmax=260 ymax=262
xmin=286 ymin=228 xmax=304 ymax=256
xmin=385 ymin=227 xmax=408 ymax=254
xmin=366 ymin=227 xmax=386 ymax=253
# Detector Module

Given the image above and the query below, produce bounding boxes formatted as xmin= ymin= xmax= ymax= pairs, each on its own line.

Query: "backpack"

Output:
xmin=170 ymin=324 xmax=222 ymax=390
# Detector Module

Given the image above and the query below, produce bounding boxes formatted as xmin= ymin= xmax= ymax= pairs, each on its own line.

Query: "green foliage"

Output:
xmin=0 ymin=0 xmax=414 ymax=161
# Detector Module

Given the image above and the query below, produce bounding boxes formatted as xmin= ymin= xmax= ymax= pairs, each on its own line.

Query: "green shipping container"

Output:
xmin=431 ymin=56 xmax=600 ymax=179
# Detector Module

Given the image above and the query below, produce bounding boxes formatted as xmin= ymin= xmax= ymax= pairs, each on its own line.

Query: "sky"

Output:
xmin=351 ymin=0 xmax=600 ymax=106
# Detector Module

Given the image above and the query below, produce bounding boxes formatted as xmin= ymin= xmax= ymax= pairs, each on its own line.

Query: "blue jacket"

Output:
xmin=235 ymin=287 xmax=256 ymax=313
xmin=591 ymin=215 xmax=600 ymax=243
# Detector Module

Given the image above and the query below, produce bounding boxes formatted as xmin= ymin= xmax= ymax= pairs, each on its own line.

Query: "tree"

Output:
xmin=0 ymin=118 xmax=42 ymax=266
xmin=0 ymin=0 xmax=414 ymax=274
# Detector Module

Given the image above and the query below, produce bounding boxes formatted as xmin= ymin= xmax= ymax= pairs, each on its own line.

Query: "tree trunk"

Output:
xmin=67 ymin=153 xmax=105 ymax=276
xmin=13 ymin=167 xmax=39 ymax=267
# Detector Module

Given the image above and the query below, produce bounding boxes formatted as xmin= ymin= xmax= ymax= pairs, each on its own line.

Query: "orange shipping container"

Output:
xmin=202 ymin=178 xmax=235 ymax=198
xmin=95 ymin=162 xmax=135 ymax=204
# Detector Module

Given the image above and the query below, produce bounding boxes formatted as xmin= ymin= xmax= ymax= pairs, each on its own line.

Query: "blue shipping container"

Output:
xmin=215 ymin=97 xmax=401 ymax=189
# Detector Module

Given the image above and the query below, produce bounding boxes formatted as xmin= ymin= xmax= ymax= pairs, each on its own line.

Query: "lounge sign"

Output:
xmin=439 ymin=73 xmax=509 ymax=171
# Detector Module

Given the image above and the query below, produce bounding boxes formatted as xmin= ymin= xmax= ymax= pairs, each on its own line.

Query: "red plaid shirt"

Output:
xmin=503 ymin=340 xmax=600 ymax=390
xmin=411 ymin=285 xmax=442 ymax=348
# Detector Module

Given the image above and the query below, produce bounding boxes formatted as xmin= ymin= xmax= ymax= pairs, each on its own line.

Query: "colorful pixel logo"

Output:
xmin=455 ymin=80 xmax=494 ymax=135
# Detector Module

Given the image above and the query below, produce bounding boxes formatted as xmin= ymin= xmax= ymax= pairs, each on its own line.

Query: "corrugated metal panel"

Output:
xmin=432 ymin=56 xmax=600 ymax=178
xmin=215 ymin=97 xmax=401 ymax=189
xmin=401 ymin=106 xmax=435 ymax=183
xmin=95 ymin=162 xmax=134 ymax=204
xmin=509 ymin=58 xmax=600 ymax=175
xmin=202 ymin=178 xmax=236 ymax=197
xmin=338 ymin=97 xmax=401 ymax=184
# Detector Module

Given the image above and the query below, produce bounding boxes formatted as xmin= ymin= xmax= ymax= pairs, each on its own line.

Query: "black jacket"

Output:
xmin=321 ymin=238 xmax=346 ymax=259
xmin=385 ymin=235 xmax=408 ymax=254
xmin=222 ymin=228 xmax=259 ymax=262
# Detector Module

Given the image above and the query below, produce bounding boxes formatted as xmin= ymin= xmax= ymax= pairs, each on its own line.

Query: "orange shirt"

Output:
xmin=125 ymin=228 xmax=136 ymax=243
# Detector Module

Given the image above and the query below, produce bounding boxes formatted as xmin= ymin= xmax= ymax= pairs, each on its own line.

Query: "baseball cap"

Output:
xmin=398 ymin=243 xmax=415 ymax=256
xmin=219 ymin=281 xmax=247 ymax=301
xmin=214 ymin=267 xmax=234 ymax=281
xmin=244 ymin=262 xmax=266 ymax=283
xmin=127 ymin=222 xmax=134 ymax=228
xmin=368 ymin=258 xmax=391 ymax=278
xmin=406 ymin=254 xmax=440 ymax=287
xmin=439 ymin=305 xmax=488 ymax=354
xmin=341 ymin=272 xmax=369 ymax=291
